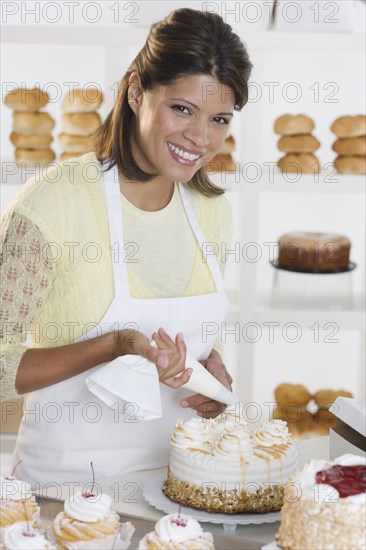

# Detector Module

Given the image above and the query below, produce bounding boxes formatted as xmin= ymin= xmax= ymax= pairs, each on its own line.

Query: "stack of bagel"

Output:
xmin=206 ymin=134 xmax=236 ymax=172
xmin=60 ymin=88 xmax=103 ymax=161
xmin=332 ymin=115 xmax=366 ymax=174
xmin=4 ymin=87 xmax=55 ymax=167
xmin=273 ymin=383 xmax=352 ymax=440
xmin=275 ymin=114 xmax=321 ymax=174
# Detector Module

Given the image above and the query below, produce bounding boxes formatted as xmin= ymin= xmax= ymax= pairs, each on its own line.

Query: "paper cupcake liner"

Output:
xmin=48 ymin=522 xmax=135 ymax=550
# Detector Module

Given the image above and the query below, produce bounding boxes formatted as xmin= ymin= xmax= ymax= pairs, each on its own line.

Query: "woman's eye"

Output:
xmin=172 ymin=104 xmax=190 ymax=114
xmin=213 ymin=116 xmax=229 ymax=125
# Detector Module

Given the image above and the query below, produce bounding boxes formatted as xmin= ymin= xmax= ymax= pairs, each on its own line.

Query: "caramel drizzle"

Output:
xmin=187 ymin=447 xmax=212 ymax=455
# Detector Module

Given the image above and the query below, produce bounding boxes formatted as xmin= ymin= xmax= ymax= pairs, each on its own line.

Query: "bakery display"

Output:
xmin=273 ymin=383 xmax=353 ymax=440
xmin=206 ymin=134 xmax=236 ymax=172
xmin=52 ymin=491 xmax=134 ymax=549
xmin=277 ymin=231 xmax=351 ymax=272
xmin=163 ymin=405 xmax=297 ymax=513
xmin=59 ymin=89 xmax=103 ymax=160
xmin=276 ymin=454 xmax=366 ymax=550
xmin=3 ymin=87 xmax=56 ymax=168
xmin=0 ymin=475 xmax=40 ymax=534
xmin=138 ymin=513 xmax=214 ymax=549
xmin=331 ymin=115 xmax=366 ymax=174
xmin=2 ymin=522 xmax=56 ymax=549
xmin=275 ymin=115 xmax=321 ymax=174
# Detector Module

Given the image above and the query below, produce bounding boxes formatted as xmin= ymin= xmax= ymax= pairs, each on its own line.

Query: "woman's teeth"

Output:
xmin=168 ymin=142 xmax=200 ymax=161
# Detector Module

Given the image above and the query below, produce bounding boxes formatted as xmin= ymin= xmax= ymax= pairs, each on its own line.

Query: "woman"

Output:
xmin=0 ymin=8 xmax=252 ymax=486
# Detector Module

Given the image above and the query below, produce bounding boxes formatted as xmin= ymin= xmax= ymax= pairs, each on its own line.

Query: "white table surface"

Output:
xmin=0 ymin=435 xmax=328 ymax=546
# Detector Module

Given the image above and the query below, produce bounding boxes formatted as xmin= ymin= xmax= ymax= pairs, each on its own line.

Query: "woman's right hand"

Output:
xmin=112 ymin=328 xmax=192 ymax=389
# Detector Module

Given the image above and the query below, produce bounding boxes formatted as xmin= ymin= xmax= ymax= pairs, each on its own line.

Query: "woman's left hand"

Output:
xmin=180 ymin=349 xmax=233 ymax=419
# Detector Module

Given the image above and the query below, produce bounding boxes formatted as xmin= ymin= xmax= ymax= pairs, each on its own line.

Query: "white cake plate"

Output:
xmin=142 ymin=473 xmax=281 ymax=531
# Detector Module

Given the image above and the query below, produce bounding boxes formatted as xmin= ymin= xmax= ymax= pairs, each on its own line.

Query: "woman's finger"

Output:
xmin=162 ymin=368 xmax=192 ymax=388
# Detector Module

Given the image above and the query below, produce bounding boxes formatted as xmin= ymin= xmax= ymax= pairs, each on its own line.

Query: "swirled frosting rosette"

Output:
xmin=2 ymin=521 xmax=56 ymax=550
xmin=52 ymin=491 xmax=135 ymax=549
xmin=138 ymin=513 xmax=214 ymax=549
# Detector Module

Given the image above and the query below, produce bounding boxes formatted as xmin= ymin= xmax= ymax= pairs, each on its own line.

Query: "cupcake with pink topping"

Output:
xmin=138 ymin=512 xmax=214 ymax=549
xmin=2 ymin=521 xmax=56 ymax=549
xmin=0 ymin=475 xmax=40 ymax=540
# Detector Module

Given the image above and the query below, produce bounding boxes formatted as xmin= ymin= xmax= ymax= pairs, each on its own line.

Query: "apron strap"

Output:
xmin=103 ymin=163 xmax=129 ymax=298
xmin=178 ymin=183 xmax=225 ymax=293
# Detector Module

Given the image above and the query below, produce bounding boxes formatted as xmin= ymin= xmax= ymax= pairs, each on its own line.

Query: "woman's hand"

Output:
xmin=112 ymin=327 xmax=192 ymax=388
xmin=151 ymin=327 xmax=192 ymax=388
xmin=180 ymin=349 xmax=233 ymax=419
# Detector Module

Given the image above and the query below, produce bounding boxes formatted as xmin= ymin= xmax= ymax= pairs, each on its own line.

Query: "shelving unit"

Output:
xmin=1 ymin=13 xmax=365 ymax=405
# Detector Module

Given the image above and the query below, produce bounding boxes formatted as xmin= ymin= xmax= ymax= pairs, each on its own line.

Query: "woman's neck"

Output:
xmin=118 ymin=175 xmax=175 ymax=212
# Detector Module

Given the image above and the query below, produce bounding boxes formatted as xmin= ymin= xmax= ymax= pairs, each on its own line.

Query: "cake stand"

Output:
xmin=142 ymin=472 xmax=281 ymax=531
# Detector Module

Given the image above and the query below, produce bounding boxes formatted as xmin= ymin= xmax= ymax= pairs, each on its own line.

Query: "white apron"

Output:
xmin=13 ymin=165 xmax=229 ymax=488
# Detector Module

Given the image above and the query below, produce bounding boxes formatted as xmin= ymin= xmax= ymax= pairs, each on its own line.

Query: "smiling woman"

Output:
xmin=94 ymin=7 xmax=252 ymax=196
xmin=1 ymin=7 xmax=253 ymax=486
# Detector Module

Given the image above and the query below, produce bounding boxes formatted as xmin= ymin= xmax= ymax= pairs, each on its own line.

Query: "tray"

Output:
xmin=143 ymin=473 xmax=281 ymax=532
xmin=35 ymin=494 xmax=264 ymax=550
xmin=270 ymin=260 xmax=357 ymax=275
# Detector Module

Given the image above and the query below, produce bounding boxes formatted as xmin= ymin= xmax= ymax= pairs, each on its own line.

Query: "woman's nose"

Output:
xmin=183 ymin=118 xmax=209 ymax=147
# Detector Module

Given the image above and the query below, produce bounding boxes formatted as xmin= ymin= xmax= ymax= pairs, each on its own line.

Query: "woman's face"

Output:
xmin=128 ymin=73 xmax=235 ymax=184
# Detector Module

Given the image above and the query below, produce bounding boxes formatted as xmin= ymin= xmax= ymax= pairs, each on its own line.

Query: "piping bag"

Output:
xmin=86 ymin=342 xmax=238 ymax=420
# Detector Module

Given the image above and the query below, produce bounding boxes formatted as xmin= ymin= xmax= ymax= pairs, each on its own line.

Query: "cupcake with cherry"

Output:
xmin=51 ymin=463 xmax=134 ymax=549
xmin=2 ymin=521 xmax=56 ymax=550
xmin=0 ymin=461 xmax=40 ymax=539
xmin=138 ymin=510 xmax=214 ymax=549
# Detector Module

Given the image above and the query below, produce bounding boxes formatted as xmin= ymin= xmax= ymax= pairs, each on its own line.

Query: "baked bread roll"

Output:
xmin=13 ymin=112 xmax=55 ymax=135
xmin=332 ymin=136 xmax=366 ymax=156
xmin=218 ymin=135 xmax=236 ymax=154
xmin=331 ymin=115 xmax=366 ymax=138
xmin=4 ymin=87 xmax=49 ymax=112
xmin=278 ymin=153 xmax=320 ymax=173
xmin=278 ymin=134 xmax=320 ymax=153
xmin=275 ymin=383 xmax=312 ymax=408
xmin=10 ymin=132 xmax=53 ymax=150
xmin=278 ymin=232 xmax=351 ymax=272
xmin=60 ymin=152 xmax=87 ymax=161
xmin=62 ymin=88 xmax=103 ymax=113
xmin=205 ymin=154 xmax=236 ymax=172
xmin=274 ymin=114 xmax=314 ymax=136
xmin=61 ymin=112 xmax=101 ymax=136
xmin=15 ymin=148 xmax=56 ymax=167
xmin=334 ymin=155 xmax=366 ymax=174
xmin=313 ymin=389 xmax=353 ymax=409
xmin=59 ymin=133 xmax=93 ymax=153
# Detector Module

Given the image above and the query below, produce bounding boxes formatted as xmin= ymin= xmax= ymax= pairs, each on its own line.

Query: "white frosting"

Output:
xmin=64 ymin=492 xmax=113 ymax=522
xmin=3 ymin=522 xmax=55 ymax=550
xmin=169 ymin=414 xmax=297 ymax=491
xmin=155 ymin=513 xmax=203 ymax=543
xmin=0 ymin=477 xmax=32 ymax=501
xmin=252 ymin=420 xmax=291 ymax=447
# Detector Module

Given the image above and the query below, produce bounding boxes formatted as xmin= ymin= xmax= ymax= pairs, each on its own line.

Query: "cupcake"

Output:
xmin=51 ymin=491 xmax=134 ymax=549
xmin=0 ymin=476 xmax=40 ymax=537
xmin=2 ymin=521 xmax=56 ymax=549
xmin=139 ymin=513 xmax=214 ymax=549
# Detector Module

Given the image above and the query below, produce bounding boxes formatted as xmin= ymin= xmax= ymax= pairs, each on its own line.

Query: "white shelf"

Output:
xmin=2 ymin=26 xmax=365 ymax=51
xmin=210 ymin=168 xmax=366 ymax=194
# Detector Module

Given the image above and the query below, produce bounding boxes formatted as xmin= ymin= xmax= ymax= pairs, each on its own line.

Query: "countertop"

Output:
xmin=0 ymin=436 xmax=329 ymax=548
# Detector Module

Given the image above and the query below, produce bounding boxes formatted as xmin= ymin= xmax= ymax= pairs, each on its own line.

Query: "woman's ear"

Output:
xmin=128 ymin=72 xmax=142 ymax=114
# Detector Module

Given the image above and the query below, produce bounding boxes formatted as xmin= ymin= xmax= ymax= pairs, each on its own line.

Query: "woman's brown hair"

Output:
xmin=94 ymin=8 xmax=252 ymax=197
